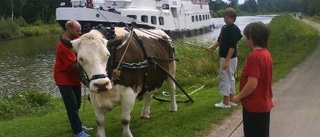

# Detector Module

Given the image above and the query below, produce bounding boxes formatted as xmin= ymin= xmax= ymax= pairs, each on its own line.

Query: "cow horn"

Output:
xmin=59 ymin=35 xmax=73 ymax=48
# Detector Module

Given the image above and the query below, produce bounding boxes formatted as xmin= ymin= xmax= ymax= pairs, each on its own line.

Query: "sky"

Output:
xmin=222 ymin=0 xmax=245 ymax=4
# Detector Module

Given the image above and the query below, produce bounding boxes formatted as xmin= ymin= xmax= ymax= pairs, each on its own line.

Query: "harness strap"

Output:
xmin=90 ymin=74 xmax=107 ymax=81
xmin=121 ymin=60 xmax=148 ymax=69
xmin=78 ymin=64 xmax=90 ymax=87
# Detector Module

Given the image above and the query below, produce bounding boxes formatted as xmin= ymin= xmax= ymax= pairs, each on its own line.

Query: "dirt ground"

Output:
xmin=205 ymin=19 xmax=320 ymax=137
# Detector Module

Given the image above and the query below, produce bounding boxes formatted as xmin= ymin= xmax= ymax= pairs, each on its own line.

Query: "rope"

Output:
xmin=112 ymin=29 xmax=134 ymax=80
xmin=161 ymin=85 xmax=204 ymax=97
xmin=228 ymin=121 xmax=243 ymax=137
xmin=81 ymin=85 xmax=90 ymax=112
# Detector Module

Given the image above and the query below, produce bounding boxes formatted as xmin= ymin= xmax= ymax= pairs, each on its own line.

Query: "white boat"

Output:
xmin=56 ymin=0 xmax=214 ymax=38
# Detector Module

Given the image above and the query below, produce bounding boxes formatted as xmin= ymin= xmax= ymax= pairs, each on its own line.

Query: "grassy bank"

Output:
xmin=0 ymin=18 xmax=62 ymax=40
xmin=0 ymin=14 xmax=318 ymax=137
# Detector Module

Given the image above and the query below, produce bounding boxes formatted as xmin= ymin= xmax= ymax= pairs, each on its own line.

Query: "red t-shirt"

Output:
xmin=240 ymin=48 xmax=273 ymax=112
xmin=53 ymin=40 xmax=81 ymax=86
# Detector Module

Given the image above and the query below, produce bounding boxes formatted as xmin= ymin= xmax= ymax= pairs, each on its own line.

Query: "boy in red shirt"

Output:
xmin=232 ymin=22 xmax=273 ymax=137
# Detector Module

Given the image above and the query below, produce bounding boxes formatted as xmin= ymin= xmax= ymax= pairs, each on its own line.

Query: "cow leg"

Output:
xmin=167 ymin=77 xmax=177 ymax=112
xmin=94 ymin=106 xmax=107 ymax=137
xmin=168 ymin=62 xmax=177 ymax=112
xmin=140 ymin=91 xmax=153 ymax=119
xmin=120 ymin=87 xmax=136 ymax=137
xmin=90 ymin=93 xmax=108 ymax=137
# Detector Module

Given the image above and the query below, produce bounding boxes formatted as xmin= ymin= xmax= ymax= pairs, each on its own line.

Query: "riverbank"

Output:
xmin=0 ymin=14 xmax=318 ymax=137
xmin=0 ymin=18 xmax=62 ymax=41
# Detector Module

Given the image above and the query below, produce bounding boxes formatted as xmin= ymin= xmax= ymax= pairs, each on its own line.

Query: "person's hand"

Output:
xmin=231 ymin=95 xmax=241 ymax=103
xmin=206 ymin=45 xmax=216 ymax=51
xmin=223 ymin=60 xmax=229 ymax=69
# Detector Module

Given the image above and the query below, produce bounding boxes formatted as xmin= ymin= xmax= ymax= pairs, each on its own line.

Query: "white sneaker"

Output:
xmin=82 ymin=125 xmax=93 ymax=131
xmin=214 ymin=102 xmax=231 ymax=108
xmin=230 ymin=102 xmax=238 ymax=107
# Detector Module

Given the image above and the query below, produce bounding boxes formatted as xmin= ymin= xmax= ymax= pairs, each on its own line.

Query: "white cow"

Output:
xmin=63 ymin=27 xmax=177 ymax=137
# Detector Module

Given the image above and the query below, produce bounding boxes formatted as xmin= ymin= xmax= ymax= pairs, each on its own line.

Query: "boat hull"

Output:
xmin=56 ymin=2 xmax=214 ymax=38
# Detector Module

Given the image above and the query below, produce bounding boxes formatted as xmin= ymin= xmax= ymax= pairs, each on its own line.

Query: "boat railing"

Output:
xmin=104 ymin=0 xmax=132 ymax=7
xmin=191 ymin=0 xmax=208 ymax=5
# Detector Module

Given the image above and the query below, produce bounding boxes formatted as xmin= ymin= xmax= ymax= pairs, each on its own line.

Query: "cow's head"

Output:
xmin=61 ymin=29 xmax=112 ymax=93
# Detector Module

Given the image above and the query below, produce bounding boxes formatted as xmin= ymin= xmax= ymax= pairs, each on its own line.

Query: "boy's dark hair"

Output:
xmin=243 ymin=22 xmax=270 ymax=48
xmin=223 ymin=8 xmax=237 ymax=21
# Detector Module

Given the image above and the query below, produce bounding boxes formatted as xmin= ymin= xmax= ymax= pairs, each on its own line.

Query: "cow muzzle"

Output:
xmin=89 ymin=74 xmax=112 ymax=92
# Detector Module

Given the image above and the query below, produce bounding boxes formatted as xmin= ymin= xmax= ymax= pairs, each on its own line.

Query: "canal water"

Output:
xmin=184 ymin=15 xmax=276 ymax=43
xmin=0 ymin=15 xmax=275 ymax=95
xmin=0 ymin=35 xmax=60 ymax=95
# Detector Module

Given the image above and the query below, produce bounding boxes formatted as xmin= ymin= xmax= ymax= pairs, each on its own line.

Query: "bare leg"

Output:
xmin=223 ymin=95 xmax=230 ymax=105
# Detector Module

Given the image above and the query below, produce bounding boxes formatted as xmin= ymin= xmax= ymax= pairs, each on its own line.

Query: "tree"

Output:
xmin=15 ymin=0 xmax=27 ymax=17
xmin=209 ymin=1 xmax=229 ymax=11
xmin=228 ymin=0 xmax=239 ymax=9
xmin=304 ymin=0 xmax=320 ymax=16
xmin=240 ymin=0 xmax=258 ymax=13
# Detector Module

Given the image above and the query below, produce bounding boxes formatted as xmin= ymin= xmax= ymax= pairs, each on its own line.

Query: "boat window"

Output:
xmin=127 ymin=15 xmax=137 ymax=20
xmin=199 ymin=15 xmax=202 ymax=21
xmin=141 ymin=15 xmax=148 ymax=23
xmin=192 ymin=16 xmax=195 ymax=22
xmin=159 ymin=17 xmax=164 ymax=25
xmin=203 ymin=15 xmax=205 ymax=20
xmin=151 ymin=16 xmax=157 ymax=25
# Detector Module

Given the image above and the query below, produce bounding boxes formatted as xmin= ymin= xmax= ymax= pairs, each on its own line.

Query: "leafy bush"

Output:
xmin=0 ymin=90 xmax=54 ymax=120
xmin=33 ymin=20 xmax=44 ymax=26
xmin=0 ymin=18 xmax=20 ymax=40
xmin=211 ymin=9 xmax=225 ymax=17
xmin=20 ymin=26 xmax=50 ymax=36
xmin=16 ymin=17 xmax=28 ymax=27
xmin=45 ymin=24 xmax=64 ymax=34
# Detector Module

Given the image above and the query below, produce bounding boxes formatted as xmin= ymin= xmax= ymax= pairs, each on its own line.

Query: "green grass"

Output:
xmin=19 ymin=24 xmax=62 ymax=37
xmin=0 ymin=14 xmax=319 ymax=137
xmin=268 ymin=14 xmax=319 ymax=81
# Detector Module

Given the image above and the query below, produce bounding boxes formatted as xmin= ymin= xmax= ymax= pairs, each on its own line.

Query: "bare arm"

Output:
xmin=223 ymin=48 xmax=235 ymax=69
xmin=232 ymin=76 xmax=258 ymax=103
xmin=207 ymin=41 xmax=220 ymax=51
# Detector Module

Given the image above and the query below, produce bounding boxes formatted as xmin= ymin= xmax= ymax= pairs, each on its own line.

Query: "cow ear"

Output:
xmin=107 ymin=39 xmax=123 ymax=49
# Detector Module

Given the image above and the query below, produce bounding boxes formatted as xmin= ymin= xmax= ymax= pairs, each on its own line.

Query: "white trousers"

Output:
xmin=218 ymin=57 xmax=237 ymax=96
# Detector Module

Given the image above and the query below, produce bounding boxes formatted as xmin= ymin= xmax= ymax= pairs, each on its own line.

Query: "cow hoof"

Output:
xmin=170 ymin=109 xmax=177 ymax=112
xmin=140 ymin=115 xmax=150 ymax=119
